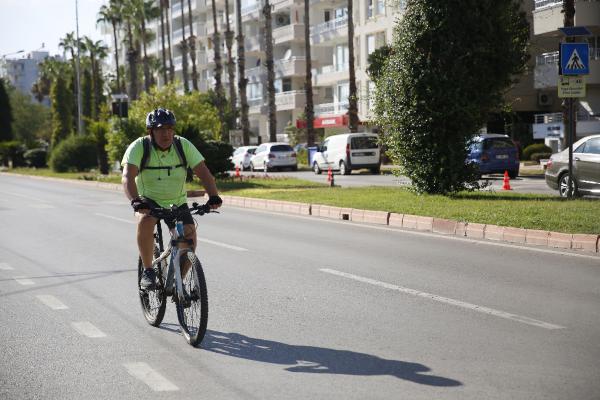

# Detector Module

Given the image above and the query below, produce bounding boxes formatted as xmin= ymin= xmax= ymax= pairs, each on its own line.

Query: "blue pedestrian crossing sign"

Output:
xmin=560 ymin=43 xmax=589 ymax=75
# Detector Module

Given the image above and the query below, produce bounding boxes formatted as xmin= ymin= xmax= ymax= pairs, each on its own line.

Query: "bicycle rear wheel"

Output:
xmin=138 ymin=245 xmax=167 ymax=327
xmin=175 ymin=250 xmax=208 ymax=346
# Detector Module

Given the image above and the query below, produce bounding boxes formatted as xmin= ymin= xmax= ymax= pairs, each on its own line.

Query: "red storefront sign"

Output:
xmin=296 ymin=115 xmax=356 ymax=129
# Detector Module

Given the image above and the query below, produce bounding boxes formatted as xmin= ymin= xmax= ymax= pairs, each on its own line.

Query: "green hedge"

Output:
xmin=523 ymin=143 xmax=552 ymax=161
xmin=24 ymin=148 xmax=48 ymax=168
xmin=0 ymin=141 xmax=26 ymax=167
xmin=49 ymin=135 xmax=98 ymax=172
xmin=530 ymin=152 xmax=552 ymax=162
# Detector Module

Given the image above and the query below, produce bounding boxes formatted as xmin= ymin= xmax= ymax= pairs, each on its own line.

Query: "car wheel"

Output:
xmin=291 ymin=165 xmax=298 ymax=171
xmin=558 ymin=173 xmax=580 ymax=198
xmin=508 ymin=170 xmax=518 ymax=179
xmin=340 ymin=161 xmax=351 ymax=175
xmin=264 ymin=162 xmax=270 ymax=172
xmin=370 ymin=166 xmax=381 ymax=175
xmin=313 ymin=162 xmax=322 ymax=175
xmin=250 ymin=162 xmax=255 ymax=172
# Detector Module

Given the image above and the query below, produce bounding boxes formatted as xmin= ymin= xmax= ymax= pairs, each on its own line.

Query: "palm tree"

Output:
xmin=347 ymin=0 xmax=359 ymax=132
xmin=97 ymin=1 xmax=123 ymax=93
xmin=303 ymin=0 xmax=315 ymax=146
xmin=211 ymin=0 xmax=227 ymax=138
xmin=236 ymin=0 xmax=250 ymax=145
xmin=162 ymin=0 xmax=175 ymax=83
xmin=134 ymin=0 xmax=159 ymax=92
xmin=224 ymin=0 xmax=236 ymax=120
xmin=82 ymin=37 xmax=108 ymax=120
xmin=159 ymin=0 xmax=168 ymax=84
xmin=186 ymin=0 xmax=199 ymax=91
xmin=122 ymin=0 xmax=139 ymax=100
xmin=263 ymin=0 xmax=276 ymax=142
xmin=179 ymin=0 xmax=190 ymax=93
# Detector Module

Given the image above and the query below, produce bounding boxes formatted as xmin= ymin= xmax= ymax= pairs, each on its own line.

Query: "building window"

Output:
xmin=274 ymin=78 xmax=292 ymax=93
xmin=367 ymin=0 xmax=385 ymax=18
xmin=336 ymin=82 xmax=349 ymax=104
xmin=366 ymin=32 xmax=386 ymax=55
xmin=335 ymin=44 xmax=349 ymax=71
xmin=367 ymin=80 xmax=376 ymax=111
xmin=247 ymin=82 xmax=262 ymax=99
xmin=335 ymin=7 xmax=347 ymax=19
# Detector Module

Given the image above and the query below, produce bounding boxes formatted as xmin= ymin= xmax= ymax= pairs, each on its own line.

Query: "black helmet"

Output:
xmin=146 ymin=108 xmax=176 ymax=128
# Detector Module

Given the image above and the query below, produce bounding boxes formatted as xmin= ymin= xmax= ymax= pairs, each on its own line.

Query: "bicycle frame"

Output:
xmin=152 ymin=220 xmax=189 ymax=304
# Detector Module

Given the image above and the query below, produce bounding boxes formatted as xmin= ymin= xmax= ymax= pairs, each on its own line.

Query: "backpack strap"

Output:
xmin=139 ymin=135 xmax=188 ymax=173
xmin=140 ymin=136 xmax=151 ymax=172
xmin=173 ymin=136 xmax=188 ymax=168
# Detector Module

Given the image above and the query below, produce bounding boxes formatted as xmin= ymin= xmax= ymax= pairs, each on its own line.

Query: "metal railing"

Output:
xmin=534 ymin=112 xmax=600 ymax=124
xmin=242 ymin=2 xmax=262 ymax=16
xmin=536 ymin=51 xmax=559 ymax=65
xmin=275 ymin=90 xmax=305 ymax=106
xmin=310 ymin=16 xmax=348 ymax=36
xmin=533 ymin=0 xmax=562 ymax=10
xmin=314 ymin=101 xmax=349 ymax=115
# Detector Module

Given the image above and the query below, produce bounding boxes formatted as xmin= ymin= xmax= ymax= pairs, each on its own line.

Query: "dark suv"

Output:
xmin=467 ymin=134 xmax=520 ymax=178
xmin=545 ymin=134 xmax=600 ymax=197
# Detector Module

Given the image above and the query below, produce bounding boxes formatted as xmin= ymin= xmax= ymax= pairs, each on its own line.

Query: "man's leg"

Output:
xmin=137 ymin=213 xmax=158 ymax=269
xmin=180 ymin=223 xmax=197 ymax=277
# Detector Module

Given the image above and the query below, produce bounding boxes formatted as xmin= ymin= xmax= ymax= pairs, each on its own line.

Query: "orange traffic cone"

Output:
xmin=327 ymin=167 xmax=334 ymax=187
xmin=502 ymin=170 xmax=512 ymax=190
xmin=235 ymin=164 xmax=241 ymax=178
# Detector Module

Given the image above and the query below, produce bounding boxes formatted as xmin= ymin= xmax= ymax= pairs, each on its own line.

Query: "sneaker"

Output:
xmin=140 ymin=268 xmax=156 ymax=290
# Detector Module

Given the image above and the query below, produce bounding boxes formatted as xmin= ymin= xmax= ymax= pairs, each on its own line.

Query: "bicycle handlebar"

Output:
xmin=147 ymin=201 xmax=218 ymax=221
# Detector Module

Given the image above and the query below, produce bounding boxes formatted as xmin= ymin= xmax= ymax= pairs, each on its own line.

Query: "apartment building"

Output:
xmin=530 ymin=0 xmax=600 ymax=150
xmin=0 ymin=50 xmax=49 ymax=104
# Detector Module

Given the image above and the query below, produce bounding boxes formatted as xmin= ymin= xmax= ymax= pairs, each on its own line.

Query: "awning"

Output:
xmin=296 ymin=114 xmax=360 ymax=129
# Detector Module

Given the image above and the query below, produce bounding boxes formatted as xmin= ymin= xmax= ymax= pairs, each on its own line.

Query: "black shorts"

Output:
xmin=145 ymin=198 xmax=195 ymax=226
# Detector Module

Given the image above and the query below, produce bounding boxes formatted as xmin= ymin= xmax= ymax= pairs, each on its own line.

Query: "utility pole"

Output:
xmin=75 ymin=0 xmax=83 ymax=135
xmin=561 ymin=0 xmax=575 ymax=198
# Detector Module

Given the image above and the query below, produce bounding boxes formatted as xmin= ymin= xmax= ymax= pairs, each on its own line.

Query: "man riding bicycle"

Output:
xmin=121 ymin=108 xmax=222 ymax=290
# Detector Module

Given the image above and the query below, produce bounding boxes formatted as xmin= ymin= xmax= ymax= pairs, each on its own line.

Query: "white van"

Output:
xmin=312 ymin=133 xmax=381 ymax=175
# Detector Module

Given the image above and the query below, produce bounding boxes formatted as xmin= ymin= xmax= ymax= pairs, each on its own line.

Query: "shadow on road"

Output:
xmin=199 ymin=330 xmax=462 ymax=387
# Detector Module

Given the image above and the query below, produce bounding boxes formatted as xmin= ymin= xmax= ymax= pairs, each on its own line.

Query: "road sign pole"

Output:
xmin=567 ymin=98 xmax=575 ymax=198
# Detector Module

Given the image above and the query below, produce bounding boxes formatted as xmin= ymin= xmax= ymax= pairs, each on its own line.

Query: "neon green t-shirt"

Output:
xmin=121 ymin=136 xmax=205 ymax=208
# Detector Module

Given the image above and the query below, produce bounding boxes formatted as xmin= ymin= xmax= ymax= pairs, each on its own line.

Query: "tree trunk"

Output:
xmin=263 ymin=0 xmax=277 ymax=142
xmin=212 ymin=0 xmax=228 ymax=139
xmin=304 ymin=0 xmax=315 ymax=146
xmin=347 ymin=0 xmax=359 ymax=133
xmin=561 ymin=0 xmax=575 ymax=150
xmin=159 ymin=3 xmax=168 ymax=85
xmin=187 ymin=0 xmax=199 ymax=91
xmin=111 ymin=21 xmax=123 ymax=93
xmin=181 ymin=1 xmax=190 ymax=93
xmin=236 ymin=0 xmax=250 ymax=145
xmin=141 ymin=17 xmax=151 ymax=92
xmin=164 ymin=0 xmax=175 ymax=83
xmin=224 ymin=0 xmax=237 ymax=126
xmin=127 ymin=22 xmax=139 ymax=100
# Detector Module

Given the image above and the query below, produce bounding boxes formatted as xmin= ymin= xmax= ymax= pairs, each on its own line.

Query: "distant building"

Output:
xmin=0 ymin=50 xmax=49 ymax=105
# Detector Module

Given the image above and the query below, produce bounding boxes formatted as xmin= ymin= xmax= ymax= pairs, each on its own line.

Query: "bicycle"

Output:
xmin=137 ymin=202 xmax=216 ymax=346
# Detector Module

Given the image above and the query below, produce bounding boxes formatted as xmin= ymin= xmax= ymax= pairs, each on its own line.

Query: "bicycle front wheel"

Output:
xmin=175 ymin=250 xmax=208 ymax=346
xmin=138 ymin=245 xmax=167 ymax=327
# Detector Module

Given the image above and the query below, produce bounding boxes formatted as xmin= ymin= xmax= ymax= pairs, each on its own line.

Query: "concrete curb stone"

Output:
xmin=432 ymin=218 xmax=457 ymax=235
xmin=401 ymin=214 xmax=418 ymax=230
xmin=503 ymin=227 xmax=527 ymax=244
xmin=388 ymin=213 xmax=404 ymax=227
xmin=547 ymin=232 xmax=573 ymax=249
xmin=485 ymin=225 xmax=505 ymax=241
xmin=525 ymin=229 xmax=550 ymax=246
xmin=466 ymin=223 xmax=486 ymax=239
xmin=571 ymin=234 xmax=599 ymax=252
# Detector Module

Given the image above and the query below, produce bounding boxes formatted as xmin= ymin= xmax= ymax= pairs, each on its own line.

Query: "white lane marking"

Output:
xmin=95 ymin=213 xmax=135 ymax=224
xmin=197 ymin=238 xmax=248 ymax=252
xmin=0 ymin=263 xmax=14 ymax=271
xmin=5 ymin=191 xmax=41 ymax=201
xmin=36 ymin=295 xmax=68 ymax=310
xmin=14 ymin=277 xmax=34 ymax=285
xmin=124 ymin=362 xmax=179 ymax=392
xmin=71 ymin=321 xmax=107 ymax=338
xmin=95 ymin=212 xmax=247 ymax=251
xmin=320 ymin=268 xmax=566 ymax=330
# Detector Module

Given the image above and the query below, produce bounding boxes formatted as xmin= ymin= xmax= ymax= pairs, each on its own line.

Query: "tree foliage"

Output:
xmin=50 ymin=75 xmax=74 ymax=147
xmin=8 ymin=88 xmax=52 ymax=146
xmin=0 ymin=78 xmax=13 ymax=142
xmin=374 ymin=0 xmax=529 ymax=194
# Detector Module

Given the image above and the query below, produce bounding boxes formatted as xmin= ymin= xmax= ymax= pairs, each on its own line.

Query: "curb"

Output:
xmin=3 ymin=173 xmax=598 ymax=255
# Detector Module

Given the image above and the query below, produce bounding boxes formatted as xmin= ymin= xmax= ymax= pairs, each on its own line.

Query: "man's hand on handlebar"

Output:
xmin=131 ymin=196 xmax=151 ymax=214
xmin=207 ymin=195 xmax=223 ymax=210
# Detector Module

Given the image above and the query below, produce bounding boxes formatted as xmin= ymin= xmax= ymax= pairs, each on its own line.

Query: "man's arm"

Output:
xmin=192 ymin=161 xmax=219 ymax=197
xmin=122 ymin=163 xmax=140 ymax=201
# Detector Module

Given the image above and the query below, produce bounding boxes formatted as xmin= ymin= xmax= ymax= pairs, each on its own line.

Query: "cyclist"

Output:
xmin=121 ymin=108 xmax=222 ymax=290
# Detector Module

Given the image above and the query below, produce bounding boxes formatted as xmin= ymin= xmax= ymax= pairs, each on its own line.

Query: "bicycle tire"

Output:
xmin=138 ymin=245 xmax=167 ymax=327
xmin=175 ymin=250 xmax=208 ymax=346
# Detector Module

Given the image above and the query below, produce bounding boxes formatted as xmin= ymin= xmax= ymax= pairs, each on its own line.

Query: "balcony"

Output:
xmin=242 ymin=1 xmax=262 ymax=20
xmin=533 ymin=111 xmax=600 ymax=139
xmin=248 ymin=97 xmax=265 ymax=114
xmin=310 ymin=16 xmax=348 ymax=45
xmin=535 ymin=48 xmax=600 ymax=88
xmin=274 ymin=57 xmax=306 ymax=77
xmin=245 ymin=36 xmax=263 ymax=53
xmin=314 ymin=101 xmax=349 ymax=116
xmin=275 ymin=90 xmax=306 ymax=111
xmin=273 ymin=24 xmax=304 ymax=44
xmin=312 ymin=64 xmax=348 ymax=86
xmin=533 ymin=0 xmax=600 ymax=36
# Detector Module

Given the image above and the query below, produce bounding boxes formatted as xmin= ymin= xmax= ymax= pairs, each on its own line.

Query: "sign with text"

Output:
xmin=558 ymin=75 xmax=586 ymax=98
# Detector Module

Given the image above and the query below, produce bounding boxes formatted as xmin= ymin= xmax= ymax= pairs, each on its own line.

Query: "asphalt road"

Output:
xmin=1 ymin=174 xmax=599 ymax=399
xmin=232 ymin=169 xmax=557 ymax=195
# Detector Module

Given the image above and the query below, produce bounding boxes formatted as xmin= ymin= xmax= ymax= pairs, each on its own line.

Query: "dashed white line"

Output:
xmin=124 ymin=362 xmax=179 ymax=392
xmin=0 ymin=263 xmax=14 ymax=271
xmin=71 ymin=321 xmax=107 ymax=338
xmin=197 ymin=238 xmax=248 ymax=252
xmin=36 ymin=295 xmax=68 ymax=310
xmin=95 ymin=213 xmax=135 ymax=224
xmin=320 ymin=268 xmax=565 ymax=330
xmin=14 ymin=277 xmax=34 ymax=285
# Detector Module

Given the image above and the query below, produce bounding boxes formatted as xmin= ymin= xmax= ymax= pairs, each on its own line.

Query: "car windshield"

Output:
xmin=484 ymin=138 xmax=514 ymax=150
xmin=351 ymin=136 xmax=378 ymax=149
xmin=247 ymin=148 xmax=256 ymax=155
xmin=271 ymin=145 xmax=294 ymax=152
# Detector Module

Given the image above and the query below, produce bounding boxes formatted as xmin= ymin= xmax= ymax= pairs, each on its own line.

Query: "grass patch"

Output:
xmin=7 ymin=167 xmax=122 ymax=183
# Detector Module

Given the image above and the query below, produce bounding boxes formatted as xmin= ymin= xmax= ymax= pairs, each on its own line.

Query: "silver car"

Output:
xmin=545 ymin=134 xmax=600 ymax=197
xmin=250 ymin=142 xmax=297 ymax=172
xmin=231 ymin=146 xmax=257 ymax=170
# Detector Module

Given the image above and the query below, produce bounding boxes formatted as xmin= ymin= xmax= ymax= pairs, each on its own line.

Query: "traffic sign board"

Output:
xmin=558 ymin=76 xmax=586 ymax=98
xmin=560 ymin=43 xmax=589 ymax=75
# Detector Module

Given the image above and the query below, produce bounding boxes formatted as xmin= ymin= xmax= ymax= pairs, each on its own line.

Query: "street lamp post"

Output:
xmin=75 ymin=0 xmax=83 ymax=135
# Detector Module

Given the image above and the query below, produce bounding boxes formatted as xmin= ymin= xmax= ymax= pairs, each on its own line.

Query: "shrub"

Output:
xmin=530 ymin=152 xmax=552 ymax=162
xmin=0 ymin=141 xmax=26 ymax=167
xmin=106 ymin=117 xmax=145 ymax=166
xmin=198 ymin=140 xmax=234 ymax=178
xmin=49 ymin=135 xmax=97 ymax=172
xmin=296 ymin=148 xmax=308 ymax=166
xmin=24 ymin=148 xmax=48 ymax=168
xmin=523 ymin=143 xmax=552 ymax=160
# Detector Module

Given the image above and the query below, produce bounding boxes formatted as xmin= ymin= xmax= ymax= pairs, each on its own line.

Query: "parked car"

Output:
xmin=231 ymin=146 xmax=257 ymax=170
xmin=312 ymin=133 xmax=381 ymax=175
xmin=545 ymin=134 xmax=600 ymax=197
xmin=467 ymin=134 xmax=520 ymax=178
xmin=249 ymin=143 xmax=297 ymax=172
